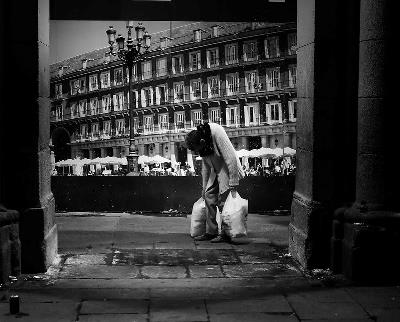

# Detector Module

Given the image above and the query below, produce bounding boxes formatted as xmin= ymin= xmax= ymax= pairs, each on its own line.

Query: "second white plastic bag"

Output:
xmin=221 ymin=191 xmax=248 ymax=238
xmin=190 ymin=197 xmax=207 ymax=237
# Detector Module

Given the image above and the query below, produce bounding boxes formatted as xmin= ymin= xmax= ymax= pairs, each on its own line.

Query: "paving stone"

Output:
xmin=238 ymin=254 xmax=280 ymax=264
xmin=78 ymin=314 xmax=148 ymax=322
xmin=195 ymin=242 xmax=233 ymax=250
xmin=141 ymin=266 xmax=188 ymax=279
xmin=222 ymin=264 xmax=301 ymax=278
xmin=80 ymin=299 xmax=148 ymax=314
xmin=206 ymin=295 xmax=292 ymax=313
xmin=0 ymin=302 xmax=77 ymax=321
xmin=189 ymin=265 xmax=224 ymax=278
xmin=367 ymin=308 xmax=400 ymax=321
xmin=115 ymin=243 xmax=154 ymax=250
xmin=57 ymin=217 xmax=118 ymax=231
xmin=154 ymin=241 xmax=195 ymax=249
xmin=208 ymin=312 xmax=297 ymax=322
xmin=287 ymin=291 xmax=369 ymax=320
xmin=345 ymin=286 xmax=400 ymax=309
xmin=58 ymin=231 xmax=114 ymax=253
xmin=65 ymin=254 xmax=107 ymax=265
xmin=149 ymin=299 xmax=207 ymax=321
xmin=59 ymin=264 xmax=140 ymax=279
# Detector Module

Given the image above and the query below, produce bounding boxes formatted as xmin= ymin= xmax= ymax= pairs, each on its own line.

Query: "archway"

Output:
xmin=51 ymin=127 xmax=71 ymax=162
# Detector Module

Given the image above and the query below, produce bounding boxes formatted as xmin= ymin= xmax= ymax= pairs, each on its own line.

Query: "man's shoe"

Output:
xmin=210 ymin=235 xmax=230 ymax=243
xmin=194 ymin=233 xmax=218 ymax=241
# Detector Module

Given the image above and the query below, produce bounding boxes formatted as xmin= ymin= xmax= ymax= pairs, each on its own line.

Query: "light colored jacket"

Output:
xmin=201 ymin=123 xmax=245 ymax=194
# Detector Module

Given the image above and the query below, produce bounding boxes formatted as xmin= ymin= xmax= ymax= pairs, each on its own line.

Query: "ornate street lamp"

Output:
xmin=106 ymin=22 xmax=151 ymax=175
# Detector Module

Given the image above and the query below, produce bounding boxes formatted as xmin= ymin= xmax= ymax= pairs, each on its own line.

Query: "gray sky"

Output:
xmin=50 ymin=20 xmax=191 ymax=64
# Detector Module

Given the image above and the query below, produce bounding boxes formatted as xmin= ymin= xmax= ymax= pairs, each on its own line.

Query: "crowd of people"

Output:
xmin=242 ymin=158 xmax=296 ymax=177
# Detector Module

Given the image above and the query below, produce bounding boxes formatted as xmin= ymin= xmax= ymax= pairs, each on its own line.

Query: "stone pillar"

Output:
xmin=269 ymin=135 xmax=276 ymax=148
xmin=89 ymin=149 xmax=95 ymax=159
xmin=187 ymin=149 xmax=194 ymax=169
xmin=170 ymin=142 xmax=177 ymax=165
xmin=100 ymin=148 xmax=107 ymax=158
xmin=261 ymin=136 xmax=268 ymax=148
xmin=336 ymin=0 xmax=400 ymax=282
xmin=289 ymin=0 xmax=360 ymax=269
xmin=112 ymin=147 xmax=119 ymax=157
xmin=153 ymin=142 xmax=160 ymax=156
xmin=138 ymin=144 xmax=145 ymax=156
xmin=1 ymin=0 xmax=57 ymax=272
xmin=240 ymin=136 xmax=248 ymax=150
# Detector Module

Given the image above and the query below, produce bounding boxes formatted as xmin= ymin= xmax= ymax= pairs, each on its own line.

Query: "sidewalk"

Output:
xmin=1 ymin=212 xmax=399 ymax=321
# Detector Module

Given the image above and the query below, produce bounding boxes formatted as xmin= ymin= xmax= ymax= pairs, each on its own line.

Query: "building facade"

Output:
xmin=50 ymin=22 xmax=297 ymax=166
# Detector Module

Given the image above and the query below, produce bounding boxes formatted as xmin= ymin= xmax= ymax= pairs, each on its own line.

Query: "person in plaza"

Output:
xmin=186 ymin=122 xmax=245 ymax=243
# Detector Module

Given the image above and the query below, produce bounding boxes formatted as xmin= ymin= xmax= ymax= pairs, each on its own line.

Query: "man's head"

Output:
xmin=185 ymin=130 xmax=205 ymax=154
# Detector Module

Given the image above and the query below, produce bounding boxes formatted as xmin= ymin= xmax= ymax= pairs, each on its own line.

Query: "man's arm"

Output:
xmin=201 ymin=159 xmax=211 ymax=198
xmin=213 ymin=125 xmax=240 ymax=188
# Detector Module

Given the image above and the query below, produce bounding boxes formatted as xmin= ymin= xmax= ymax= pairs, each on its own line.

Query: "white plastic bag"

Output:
xmin=221 ymin=191 xmax=248 ymax=238
xmin=190 ymin=197 xmax=207 ymax=237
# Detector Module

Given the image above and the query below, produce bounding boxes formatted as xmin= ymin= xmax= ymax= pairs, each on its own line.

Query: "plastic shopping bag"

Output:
xmin=221 ymin=191 xmax=248 ymax=238
xmin=190 ymin=197 xmax=207 ymax=237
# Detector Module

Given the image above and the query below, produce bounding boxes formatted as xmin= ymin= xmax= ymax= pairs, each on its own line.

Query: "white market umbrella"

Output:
xmin=257 ymin=147 xmax=278 ymax=158
xmin=283 ymin=147 xmax=296 ymax=156
xmin=248 ymin=149 xmax=261 ymax=158
xmin=138 ymin=155 xmax=150 ymax=164
xmin=195 ymin=156 xmax=202 ymax=160
xmin=149 ymin=155 xmax=170 ymax=164
xmin=236 ymin=149 xmax=250 ymax=158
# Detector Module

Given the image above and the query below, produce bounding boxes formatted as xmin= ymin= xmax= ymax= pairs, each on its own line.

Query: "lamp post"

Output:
xmin=106 ymin=22 xmax=151 ymax=175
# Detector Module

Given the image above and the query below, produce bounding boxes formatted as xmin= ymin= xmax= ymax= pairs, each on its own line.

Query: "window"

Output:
xmin=89 ymin=74 xmax=98 ymax=91
xmin=243 ymin=41 xmax=257 ymax=61
xmin=209 ymin=108 xmax=221 ymax=124
xmin=225 ymin=43 xmax=238 ymax=65
xmin=78 ymin=100 xmax=87 ymax=117
xmin=289 ymin=65 xmax=297 ymax=87
xmin=116 ymin=119 xmax=125 ymax=135
xmin=267 ymin=102 xmax=282 ymax=124
xmin=172 ymin=55 xmax=183 ymax=74
xmin=208 ymin=76 xmax=220 ymax=98
xmin=70 ymin=102 xmax=78 ymax=118
xmin=126 ymin=65 xmax=137 ymax=83
xmin=245 ymin=71 xmax=258 ymax=93
xmin=190 ymin=79 xmax=202 ymax=100
xmin=103 ymin=120 xmax=111 ymax=136
xmin=90 ymin=98 xmax=99 ymax=115
xmin=156 ymin=57 xmax=167 ymax=77
xmin=156 ymin=85 xmax=167 ymax=105
xmin=174 ymin=82 xmax=184 ymax=102
xmin=80 ymin=124 xmax=88 ymax=138
xmin=133 ymin=117 xmax=139 ymax=132
xmin=226 ymin=73 xmax=239 ymax=95
xmin=70 ymin=79 xmax=79 ymax=95
xmin=82 ymin=59 xmax=88 ymax=70
xmin=91 ymin=123 xmax=99 ymax=137
xmin=114 ymin=68 xmax=123 ymax=86
xmin=101 ymin=95 xmax=111 ymax=113
xmin=244 ymin=104 xmax=260 ymax=126
xmin=113 ymin=92 xmax=125 ymax=111
xmin=190 ymin=51 xmax=201 ymax=71
xmin=289 ymin=100 xmax=297 ymax=122
xmin=192 ymin=110 xmax=202 ymax=127
xmin=266 ymin=68 xmax=280 ymax=91
xmin=141 ymin=88 xmax=153 ymax=107
xmin=142 ymin=61 xmax=152 ymax=80
xmin=175 ymin=112 xmax=185 ymax=129
xmin=288 ymin=33 xmax=297 ymax=55
xmin=143 ymin=115 xmax=154 ymax=134
xmin=207 ymin=48 xmax=219 ymax=68
xmin=211 ymin=25 xmax=220 ymax=38
xmin=226 ymin=106 xmax=239 ymax=127
xmin=132 ymin=90 xmax=139 ymax=108
xmin=194 ymin=29 xmax=202 ymax=42
xmin=158 ymin=113 xmax=169 ymax=131
xmin=265 ymin=36 xmax=280 ymax=58
xmin=55 ymin=83 xmax=62 ymax=98
xmin=100 ymin=71 xmax=110 ymax=88
xmin=56 ymin=105 xmax=63 ymax=121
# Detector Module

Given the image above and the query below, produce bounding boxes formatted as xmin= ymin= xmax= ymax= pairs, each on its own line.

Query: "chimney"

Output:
xmin=160 ymin=37 xmax=171 ymax=50
xmin=193 ymin=29 xmax=202 ymax=42
xmin=211 ymin=25 xmax=220 ymax=38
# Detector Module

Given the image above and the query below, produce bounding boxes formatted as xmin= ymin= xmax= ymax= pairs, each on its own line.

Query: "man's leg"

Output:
xmin=204 ymin=178 xmax=219 ymax=236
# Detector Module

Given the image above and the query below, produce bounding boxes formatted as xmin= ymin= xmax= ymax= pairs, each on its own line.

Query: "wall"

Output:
xmin=51 ymin=176 xmax=295 ymax=213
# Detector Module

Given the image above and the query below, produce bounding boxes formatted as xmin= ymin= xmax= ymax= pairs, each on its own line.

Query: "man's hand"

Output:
xmin=229 ymin=186 xmax=237 ymax=197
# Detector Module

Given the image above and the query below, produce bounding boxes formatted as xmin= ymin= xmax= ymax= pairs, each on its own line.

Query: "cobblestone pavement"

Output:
xmin=1 ymin=212 xmax=399 ymax=321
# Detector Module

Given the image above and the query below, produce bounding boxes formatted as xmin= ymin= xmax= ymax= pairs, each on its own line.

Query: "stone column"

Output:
xmin=153 ymin=142 xmax=160 ymax=156
xmin=261 ymin=136 xmax=268 ymax=148
xmin=240 ymin=136 xmax=248 ymax=150
xmin=269 ymin=135 xmax=276 ymax=148
xmin=170 ymin=142 xmax=177 ymax=165
xmin=289 ymin=0 xmax=360 ymax=269
xmin=89 ymin=149 xmax=95 ymax=159
xmin=187 ymin=149 xmax=194 ymax=169
xmin=1 ymin=0 xmax=57 ymax=272
xmin=112 ymin=147 xmax=119 ymax=157
xmin=138 ymin=144 xmax=145 ymax=156
xmin=100 ymin=148 xmax=107 ymax=158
